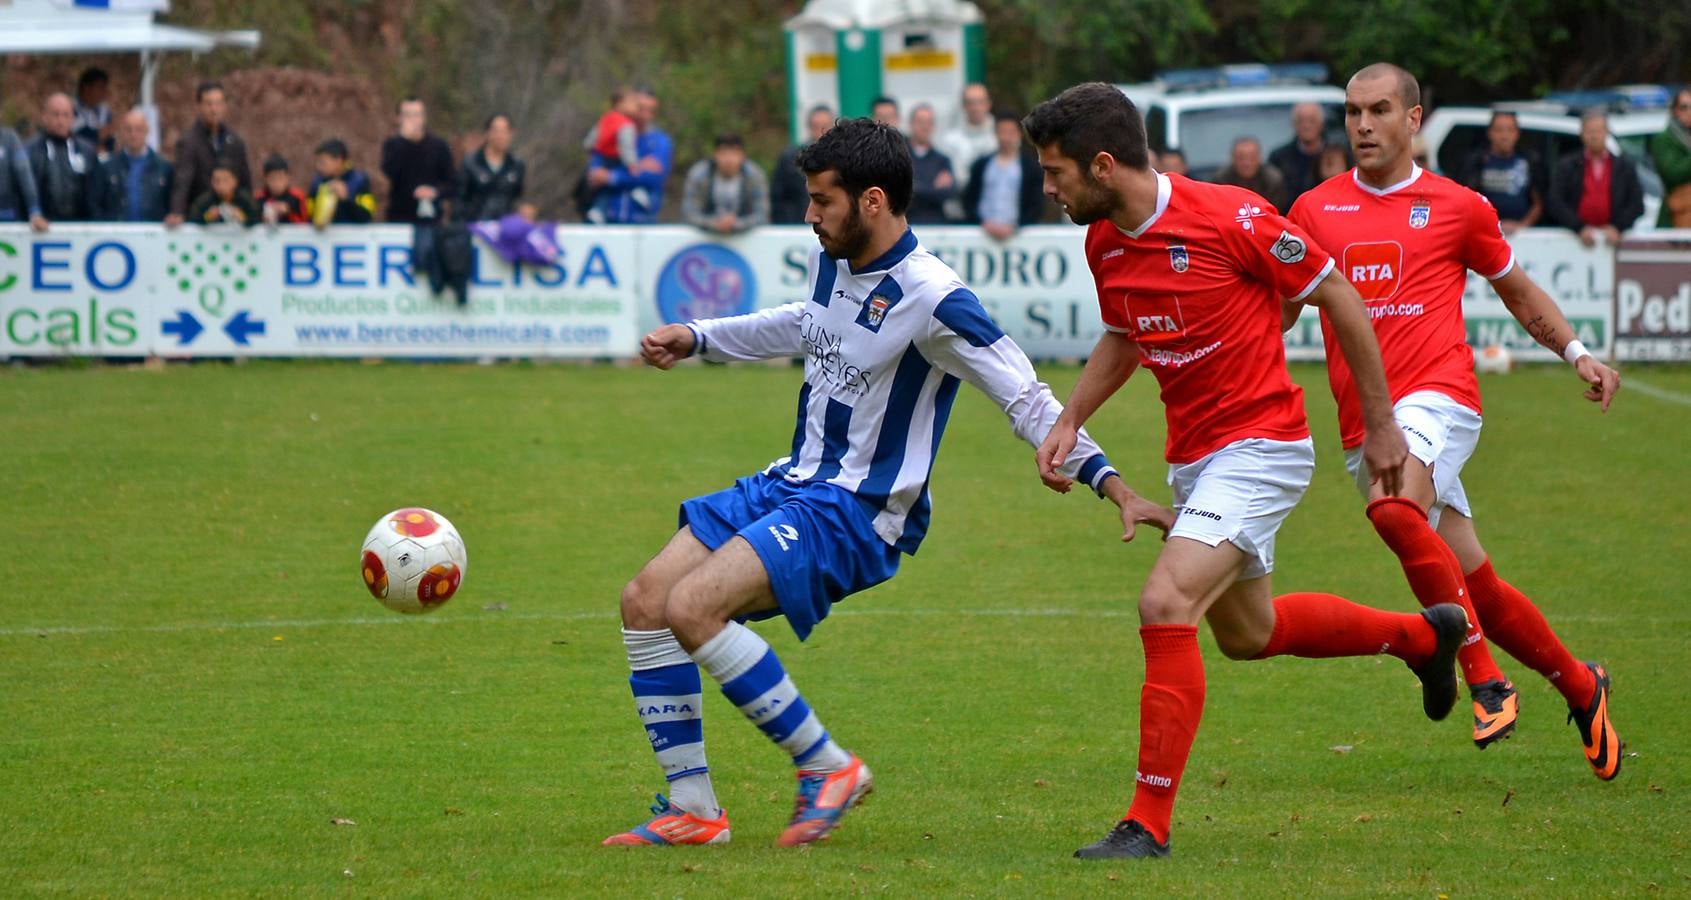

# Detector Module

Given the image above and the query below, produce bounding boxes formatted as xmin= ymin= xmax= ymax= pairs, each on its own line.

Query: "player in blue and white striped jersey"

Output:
xmin=604 ymin=119 xmax=1173 ymax=850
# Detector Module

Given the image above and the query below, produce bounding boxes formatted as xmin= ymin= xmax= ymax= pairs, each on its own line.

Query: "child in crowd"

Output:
xmin=583 ymin=87 xmax=648 ymax=214
xmin=308 ymin=138 xmax=377 ymax=229
xmin=255 ymin=154 xmax=309 ymax=225
xmin=187 ymin=163 xmax=259 ymax=227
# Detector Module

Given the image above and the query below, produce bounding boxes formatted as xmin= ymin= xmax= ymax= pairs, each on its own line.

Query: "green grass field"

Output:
xmin=3 ymin=359 xmax=1688 ymax=897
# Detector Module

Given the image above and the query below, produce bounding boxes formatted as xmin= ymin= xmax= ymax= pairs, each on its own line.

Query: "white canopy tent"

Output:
xmin=0 ymin=0 xmax=260 ymax=147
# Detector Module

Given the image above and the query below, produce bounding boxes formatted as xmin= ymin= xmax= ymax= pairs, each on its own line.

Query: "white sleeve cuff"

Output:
xmin=1289 ymin=257 xmax=1336 ymax=303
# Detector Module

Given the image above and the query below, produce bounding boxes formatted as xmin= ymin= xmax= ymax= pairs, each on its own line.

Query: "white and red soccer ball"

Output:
xmin=1475 ymin=344 xmax=1514 ymax=375
xmin=360 ymin=508 xmax=467 ymax=614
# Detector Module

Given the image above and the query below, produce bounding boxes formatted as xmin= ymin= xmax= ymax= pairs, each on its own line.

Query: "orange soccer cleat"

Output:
xmin=601 ymin=794 xmax=731 ymax=846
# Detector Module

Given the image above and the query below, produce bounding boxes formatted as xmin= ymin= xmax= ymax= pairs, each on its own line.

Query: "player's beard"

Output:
xmin=1060 ymin=172 xmax=1120 ymax=226
xmin=815 ymin=201 xmax=871 ymax=260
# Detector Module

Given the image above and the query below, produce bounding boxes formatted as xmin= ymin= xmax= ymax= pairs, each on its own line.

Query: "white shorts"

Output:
xmin=1344 ymin=390 xmax=1480 ymax=528
xmin=1167 ymin=437 xmax=1314 ymax=580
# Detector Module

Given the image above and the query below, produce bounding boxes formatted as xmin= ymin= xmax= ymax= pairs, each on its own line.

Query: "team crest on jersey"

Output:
xmin=865 ymin=294 xmax=890 ymax=326
xmin=1409 ymin=200 xmax=1431 ymax=229
xmin=1167 ymin=243 xmax=1189 ymax=273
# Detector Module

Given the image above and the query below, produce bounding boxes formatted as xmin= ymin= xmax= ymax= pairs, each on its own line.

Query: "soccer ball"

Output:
xmin=360 ymin=507 xmax=467 ymax=614
xmin=1475 ymin=344 xmax=1514 ymax=375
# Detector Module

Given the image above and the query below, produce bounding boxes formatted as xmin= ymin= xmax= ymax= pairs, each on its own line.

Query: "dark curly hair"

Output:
xmin=795 ymin=117 xmax=913 ymax=216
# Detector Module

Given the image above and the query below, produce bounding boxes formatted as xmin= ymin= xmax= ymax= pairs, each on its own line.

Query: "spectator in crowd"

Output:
xmin=592 ymin=89 xmax=672 ymax=225
xmin=1648 ymin=87 xmax=1691 ymax=228
xmin=772 ymin=104 xmax=834 ymax=224
xmin=962 ymin=110 xmax=1044 ymax=240
xmin=95 ymin=108 xmax=172 ymax=222
xmin=1211 ymin=136 xmax=1287 ymax=210
xmin=381 ymin=97 xmax=456 ymax=224
xmin=1546 ymin=110 xmax=1643 ymax=246
xmin=308 ymin=138 xmax=376 ymax=228
xmin=0 ymin=122 xmax=46 ymax=231
xmin=579 ymin=87 xmax=647 ymax=219
xmin=255 ymin=154 xmax=308 ymax=225
xmin=586 ymin=88 xmax=645 ymax=177
xmin=169 ymin=81 xmax=251 ymax=227
xmin=941 ymin=83 xmax=997 ymax=191
xmin=682 ymin=133 xmax=768 ymax=234
xmin=1411 ymin=134 xmax=1430 ymax=168
xmin=1158 ymin=149 xmax=1187 ymax=175
xmin=73 ymin=67 xmax=113 ymax=152
xmin=1458 ymin=111 xmax=1544 ymax=234
xmin=187 ymin=162 xmax=258 ymax=227
xmin=27 ymin=93 xmax=99 ymax=222
xmin=1315 ymin=143 xmax=1350 ymax=182
xmin=1268 ymin=101 xmax=1332 ymax=205
xmin=872 ymin=96 xmax=900 ymax=130
xmin=459 ymin=114 xmax=526 ymax=222
xmin=906 ymin=103 xmax=957 ymax=224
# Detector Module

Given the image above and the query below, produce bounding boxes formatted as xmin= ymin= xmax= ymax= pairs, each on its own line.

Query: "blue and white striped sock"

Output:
xmin=624 ymin=628 xmax=720 ymax=818
xmin=690 ymin=622 xmax=852 ymax=773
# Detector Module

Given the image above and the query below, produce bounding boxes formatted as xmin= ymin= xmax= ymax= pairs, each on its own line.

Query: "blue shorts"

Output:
xmin=679 ymin=473 xmax=901 ymax=640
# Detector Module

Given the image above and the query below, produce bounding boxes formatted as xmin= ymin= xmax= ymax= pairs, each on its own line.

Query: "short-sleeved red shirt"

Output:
xmin=1086 ymin=173 xmax=1334 ymax=463
xmin=1289 ymin=166 xmax=1515 ymax=448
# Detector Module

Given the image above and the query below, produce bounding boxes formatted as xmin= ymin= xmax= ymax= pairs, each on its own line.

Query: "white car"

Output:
xmin=1420 ymin=99 xmax=1667 ymax=229
xmin=1117 ymin=64 xmax=1346 ymax=181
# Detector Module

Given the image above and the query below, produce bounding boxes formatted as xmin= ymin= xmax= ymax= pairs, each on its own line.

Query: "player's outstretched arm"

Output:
xmin=1490 ymin=267 xmax=1620 ymax=411
xmin=923 ymin=290 xmax=1123 ymax=498
xmin=1303 ymin=270 xmax=1410 ymax=495
xmin=1036 ymin=330 xmax=1140 ymax=488
xmin=664 ymin=301 xmax=806 ymax=366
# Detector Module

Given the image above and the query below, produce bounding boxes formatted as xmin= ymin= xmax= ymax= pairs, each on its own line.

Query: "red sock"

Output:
xmin=1124 ymin=625 xmax=1204 ymax=846
xmin=1255 ymin=592 xmax=1437 ymax=666
xmin=1464 ymin=559 xmax=1596 ymax=706
xmin=1367 ymin=497 xmax=1504 ymax=685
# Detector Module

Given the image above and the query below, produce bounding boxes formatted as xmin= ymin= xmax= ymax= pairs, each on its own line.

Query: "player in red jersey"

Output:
xmin=1288 ymin=63 xmax=1621 ymax=777
xmin=1023 ymin=82 xmax=1471 ymax=860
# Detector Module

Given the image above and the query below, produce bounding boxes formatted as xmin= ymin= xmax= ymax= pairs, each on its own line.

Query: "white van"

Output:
xmin=1117 ymin=64 xmax=1346 ymax=181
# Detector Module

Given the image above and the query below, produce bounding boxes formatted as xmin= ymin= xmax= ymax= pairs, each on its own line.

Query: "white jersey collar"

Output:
xmin=1352 ymin=163 xmax=1423 ymax=197
xmin=1115 ymin=171 xmax=1171 ymax=239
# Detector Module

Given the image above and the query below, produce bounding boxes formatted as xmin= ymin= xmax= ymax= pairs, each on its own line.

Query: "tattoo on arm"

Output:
xmin=1522 ymin=314 xmax=1564 ymax=355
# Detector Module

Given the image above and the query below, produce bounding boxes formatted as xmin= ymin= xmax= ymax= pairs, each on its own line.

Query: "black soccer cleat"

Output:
xmin=1412 ymin=603 xmax=1467 ymax=721
xmin=1074 ymin=819 xmax=1170 ymax=859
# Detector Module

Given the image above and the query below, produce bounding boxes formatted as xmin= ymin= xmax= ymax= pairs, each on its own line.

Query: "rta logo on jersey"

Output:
xmin=1341 ymin=242 xmax=1403 ymax=300
xmin=768 ymin=523 xmax=799 ymax=552
xmin=1409 ymin=200 xmax=1432 ymax=230
xmin=1270 ymin=231 xmax=1307 ymax=265
xmin=1167 ymin=244 xmax=1189 ymax=273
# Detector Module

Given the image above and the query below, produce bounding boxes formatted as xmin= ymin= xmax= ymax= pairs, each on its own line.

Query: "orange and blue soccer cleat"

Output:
xmin=1568 ymin=662 xmax=1621 ymax=781
xmin=776 ymin=754 xmax=874 ymax=847
xmin=1471 ymin=679 xmax=1519 ymax=749
xmin=601 ymin=794 xmax=731 ymax=846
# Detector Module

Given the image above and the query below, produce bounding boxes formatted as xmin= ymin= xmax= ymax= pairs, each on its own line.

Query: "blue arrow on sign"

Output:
xmin=223 ymin=310 xmax=266 ymax=345
xmin=160 ymin=310 xmax=203 ymax=345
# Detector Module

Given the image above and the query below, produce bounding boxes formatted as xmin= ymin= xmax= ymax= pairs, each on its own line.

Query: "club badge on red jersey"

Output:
xmin=1168 ymin=243 xmax=1189 ymax=273
xmin=1409 ymin=199 xmax=1431 ymax=229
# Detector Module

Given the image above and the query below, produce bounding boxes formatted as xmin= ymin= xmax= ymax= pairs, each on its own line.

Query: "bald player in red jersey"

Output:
xmin=1287 ymin=63 xmax=1621 ymax=779
xmin=1023 ymin=82 xmax=1470 ymax=861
